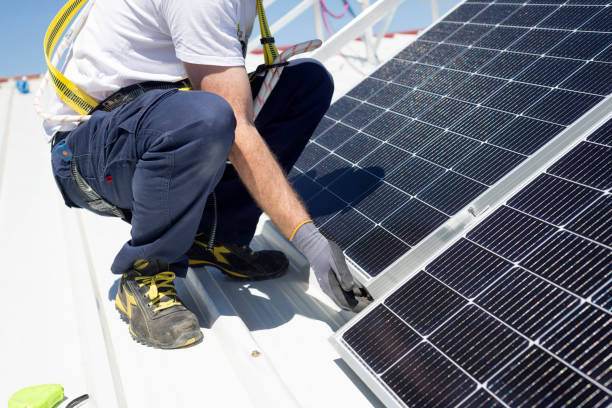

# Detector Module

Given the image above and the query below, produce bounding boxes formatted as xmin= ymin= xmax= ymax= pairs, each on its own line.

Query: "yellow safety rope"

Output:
xmin=256 ymin=0 xmax=279 ymax=66
xmin=46 ymin=0 xmax=279 ymax=115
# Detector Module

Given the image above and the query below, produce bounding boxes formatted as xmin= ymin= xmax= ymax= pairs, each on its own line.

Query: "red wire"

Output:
xmin=320 ymin=1 xmax=365 ymax=76
xmin=320 ymin=0 xmax=349 ymax=19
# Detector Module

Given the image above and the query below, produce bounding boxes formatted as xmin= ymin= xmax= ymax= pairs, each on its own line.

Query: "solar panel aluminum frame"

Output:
xmin=353 ymin=95 xmax=612 ymax=299
xmin=330 ymin=114 xmax=611 ymax=408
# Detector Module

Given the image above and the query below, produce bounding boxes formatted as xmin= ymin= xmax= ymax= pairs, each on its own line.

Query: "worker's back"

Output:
xmin=44 ymin=0 xmax=256 ymax=136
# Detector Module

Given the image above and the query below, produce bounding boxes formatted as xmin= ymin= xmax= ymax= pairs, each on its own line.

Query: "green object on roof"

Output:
xmin=8 ymin=384 xmax=64 ymax=408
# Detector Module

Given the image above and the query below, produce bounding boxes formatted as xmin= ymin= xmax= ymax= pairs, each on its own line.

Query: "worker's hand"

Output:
xmin=291 ymin=221 xmax=360 ymax=311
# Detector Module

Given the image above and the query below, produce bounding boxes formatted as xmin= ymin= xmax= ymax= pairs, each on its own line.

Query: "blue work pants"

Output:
xmin=51 ymin=59 xmax=334 ymax=276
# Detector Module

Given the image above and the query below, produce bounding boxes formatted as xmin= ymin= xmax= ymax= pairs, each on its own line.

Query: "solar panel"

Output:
xmin=292 ymin=0 xmax=612 ymax=286
xmin=332 ymin=117 xmax=612 ymax=408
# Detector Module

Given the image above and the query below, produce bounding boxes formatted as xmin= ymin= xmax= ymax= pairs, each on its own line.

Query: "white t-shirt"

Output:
xmin=44 ymin=0 xmax=256 ymax=138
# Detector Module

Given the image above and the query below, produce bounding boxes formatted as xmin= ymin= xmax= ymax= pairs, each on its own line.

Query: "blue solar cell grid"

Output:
xmin=340 ymin=118 xmax=612 ymax=407
xmin=292 ymin=0 xmax=612 ymax=279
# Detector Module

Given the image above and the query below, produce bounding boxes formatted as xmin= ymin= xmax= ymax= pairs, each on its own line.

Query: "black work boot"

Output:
xmin=187 ymin=234 xmax=289 ymax=280
xmin=115 ymin=259 xmax=202 ymax=349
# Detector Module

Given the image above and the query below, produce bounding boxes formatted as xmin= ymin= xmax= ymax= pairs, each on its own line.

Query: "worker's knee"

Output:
xmin=169 ymin=91 xmax=236 ymax=149
xmin=290 ymin=59 xmax=334 ymax=102
xmin=194 ymin=91 xmax=236 ymax=147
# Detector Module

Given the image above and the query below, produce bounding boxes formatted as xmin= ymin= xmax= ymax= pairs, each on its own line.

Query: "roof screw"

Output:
xmin=251 ymin=350 xmax=261 ymax=358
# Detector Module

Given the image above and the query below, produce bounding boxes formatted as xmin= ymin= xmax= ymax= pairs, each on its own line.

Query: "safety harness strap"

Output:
xmin=70 ymin=160 xmax=128 ymax=220
xmin=44 ymin=0 xmax=98 ymax=115
xmin=256 ymin=0 xmax=279 ymax=67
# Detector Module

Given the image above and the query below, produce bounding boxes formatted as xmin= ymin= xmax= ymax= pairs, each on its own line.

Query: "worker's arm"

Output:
xmin=183 ymin=64 xmax=308 ymax=238
xmin=184 ymin=63 xmax=359 ymax=310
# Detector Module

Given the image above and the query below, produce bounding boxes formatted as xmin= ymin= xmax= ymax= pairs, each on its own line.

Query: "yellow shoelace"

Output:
xmin=135 ymin=271 xmax=182 ymax=312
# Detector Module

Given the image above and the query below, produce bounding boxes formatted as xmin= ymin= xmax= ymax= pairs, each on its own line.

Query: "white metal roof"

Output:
xmin=1 ymin=33 xmax=415 ymax=408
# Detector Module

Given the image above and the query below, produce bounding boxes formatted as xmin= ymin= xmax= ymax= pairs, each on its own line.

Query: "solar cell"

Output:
xmin=334 ymin=132 xmax=381 ymax=162
xmin=448 ymin=23 xmax=495 ymax=46
xmin=487 ymin=116 xmax=563 ymax=155
xmin=316 ymin=123 xmax=357 ymax=150
xmin=299 ymin=0 xmax=612 ymax=284
xmin=291 ymin=172 xmax=321 ymax=201
xmin=507 ymin=173 xmax=602 ymax=225
xmin=417 ymin=132 xmax=480 ymax=168
xmin=417 ymin=97 xmax=474 ymax=128
xmin=418 ymin=69 xmax=471 ymax=96
xmin=342 ymin=305 xmax=421 ymax=374
xmin=476 ymin=267 xmax=580 ymax=339
xmin=452 ymin=143 xmax=526 ymax=185
xmin=343 ymin=103 xmax=384 ymax=129
xmin=508 ymin=29 xmax=569 ymax=54
xmin=447 ymin=74 xmax=507 ymax=104
xmin=566 ymin=194 xmax=612 ymax=247
xmin=592 ymin=280 xmax=611 ymax=311
xmin=381 ymin=199 xmax=448 ymax=246
xmin=306 ymin=189 xmax=346 ymax=225
xmin=547 ymin=142 xmax=612 ymax=189
xmin=370 ymin=59 xmax=410 ymax=81
xmin=358 ymin=143 xmax=408 ymax=175
xmin=362 ymin=111 xmax=410 ymax=140
xmin=430 ymin=305 xmax=528 ymax=382
xmin=443 ymin=3 xmax=486 ymax=23
xmin=420 ymin=21 xmax=461 ymax=42
xmin=351 ymin=183 xmax=409 ymax=223
xmin=474 ymin=26 xmax=526 ymax=50
xmin=515 ymin=56 xmax=584 ymax=87
xmin=537 ymin=5 xmax=600 ymax=30
xmin=366 ymin=83 xmax=410 ymax=108
xmin=540 ymin=304 xmax=612 ymax=388
xmin=388 ymin=119 xmax=443 ymax=152
xmin=482 ymin=82 xmax=548 ymax=114
xmin=525 ymin=89 xmax=603 ymax=126
xmin=580 ymin=7 xmax=612 ymax=32
xmin=294 ymin=142 xmax=328 ymax=171
xmin=447 ymin=47 xmax=498 ymax=72
xmin=390 ymin=90 xmax=439 ymax=117
xmin=328 ymin=167 xmax=383 ymax=204
xmin=325 ymin=96 xmax=359 ymax=120
xmin=381 ymin=342 xmax=477 ymax=408
xmin=308 ymin=154 xmax=350 ymax=187
xmin=520 ymin=231 xmax=611 ymax=299
xmin=471 ymin=4 xmax=518 ymax=25
xmin=466 ymin=206 xmax=557 ymax=262
xmin=488 ymin=346 xmax=610 ymax=407
xmin=347 ymin=77 xmax=385 ymax=100
xmin=502 ymin=5 xmax=555 ymax=27
xmin=345 ymin=227 xmax=409 ymax=277
xmin=418 ymin=171 xmax=487 ymax=215
xmin=386 ymin=156 xmax=445 ymax=196
xmin=425 ymin=238 xmax=512 ymax=299
xmin=450 ymin=107 xmax=514 ymax=141
xmin=548 ymin=31 xmax=612 ymax=60
xmin=478 ymin=51 xmax=538 ymax=79
xmin=392 ymin=63 xmax=439 ymax=87
xmin=319 ymin=208 xmax=373 ymax=249
xmin=560 ymin=62 xmax=612 ymax=96
xmin=384 ymin=271 xmax=466 ymax=335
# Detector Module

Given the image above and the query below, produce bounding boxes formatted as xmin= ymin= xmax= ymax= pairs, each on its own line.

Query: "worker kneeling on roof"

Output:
xmin=44 ymin=0 xmax=361 ymax=349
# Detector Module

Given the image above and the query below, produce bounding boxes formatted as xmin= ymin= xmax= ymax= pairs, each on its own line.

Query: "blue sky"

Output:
xmin=0 ymin=0 xmax=458 ymax=77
